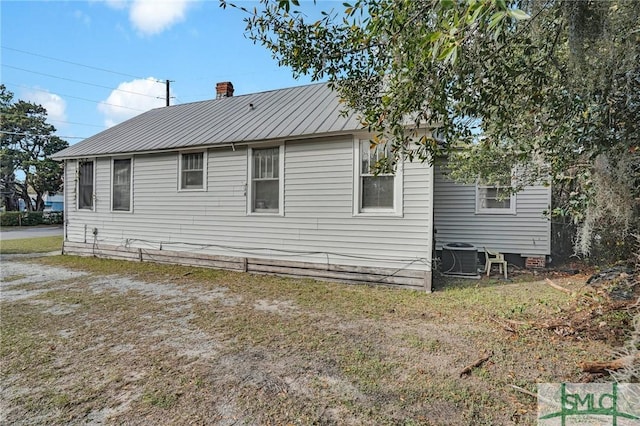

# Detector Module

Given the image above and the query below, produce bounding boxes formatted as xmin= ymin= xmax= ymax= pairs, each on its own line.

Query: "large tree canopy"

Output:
xmin=0 ymin=84 xmax=69 ymax=211
xmin=223 ymin=0 xmax=640 ymax=260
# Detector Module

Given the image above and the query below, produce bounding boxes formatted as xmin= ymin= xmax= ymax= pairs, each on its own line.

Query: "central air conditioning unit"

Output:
xmin=441 ymin=242 xmax=479 ymax=278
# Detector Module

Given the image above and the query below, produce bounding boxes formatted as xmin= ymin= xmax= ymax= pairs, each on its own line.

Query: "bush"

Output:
xmin=0 ymin=211 xmax=64 ymax=227
xmin=1 ymin=212 xmax=22 ymax=226
xmin=21 ymin=212 xmax=43 ymax=226
xmin=42 ymin=211 xmax=64 ymax=225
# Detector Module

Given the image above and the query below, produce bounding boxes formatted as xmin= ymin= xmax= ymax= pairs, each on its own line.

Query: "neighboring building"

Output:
xmin=51 ymin=82 xmax=550 ymax=291
xmin=44 ymin=193 xmax=64 ymax=212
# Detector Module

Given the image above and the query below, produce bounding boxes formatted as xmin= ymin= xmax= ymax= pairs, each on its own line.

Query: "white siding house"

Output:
xmin=433 ymin=162 xmax=551 ymax=268
xmin=53 ymin=82 xmax=550 ymax=291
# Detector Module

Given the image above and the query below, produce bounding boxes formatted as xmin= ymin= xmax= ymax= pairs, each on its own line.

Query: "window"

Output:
xmin=78 ymin=160 xmax=94 ymax=210
xmin=356 ymin=140 xmax=401 ymax=214
xmin=250 ymin=146 xmax=282 ymax=214
xmin=112 ymin=158 xmax=132 ymax=212
xmin=476 ymin=180 xmax=516 ymax=214
xmin=180 ymin=152 xmax=206 ymax=190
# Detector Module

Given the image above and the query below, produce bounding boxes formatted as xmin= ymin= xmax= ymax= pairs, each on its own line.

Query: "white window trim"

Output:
xmin=178 ymin=150 xmax=208 ymax=192
xmin=247 ymin=144 xmax=284 ymax=216
xmin=77 ymin=158 xmax=96 ymax=211
xmin=111 ymin=157 xmax=134 ymax=213
xmin=352 ymin=138 xmax=403 ymax=217
xmin=475 ymin=183 xmax=517 ymax=215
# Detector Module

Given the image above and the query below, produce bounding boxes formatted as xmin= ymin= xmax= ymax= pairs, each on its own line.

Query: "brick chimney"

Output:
xmin=216 ymin=82 xmax=234 ymax=99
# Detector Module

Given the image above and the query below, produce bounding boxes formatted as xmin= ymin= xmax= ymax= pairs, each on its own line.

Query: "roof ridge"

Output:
xmin=163 ymin=81 xmax=331 ymax=110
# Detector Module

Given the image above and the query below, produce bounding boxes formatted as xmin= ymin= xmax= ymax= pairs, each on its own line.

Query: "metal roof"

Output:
xmin=52 ymin=82 xmax=364 ymax=159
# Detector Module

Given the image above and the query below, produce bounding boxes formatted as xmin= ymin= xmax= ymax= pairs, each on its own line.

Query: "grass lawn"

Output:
xmin=0 ymin=235 xmax=63 ymax=254
xmin=0 ymin=255 xmax=617 ymax=425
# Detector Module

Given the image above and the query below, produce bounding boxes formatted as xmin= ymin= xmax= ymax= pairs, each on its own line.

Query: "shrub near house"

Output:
xmin=0 ymin=211 xmax=63 ymax=227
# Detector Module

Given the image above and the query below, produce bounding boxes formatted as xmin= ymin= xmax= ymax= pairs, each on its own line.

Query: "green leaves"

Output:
xmin=488 ymin=11 xmax=506 ymax=31
xmin=438 ymin=45 xmax=458 ymax=63
xmin=0 ymin=84 xmax=69 ymax=211
xmin=507 ymin=9 xmax=530 ymax=21
xmin=277 ymin=0 xmax=293 ymax=12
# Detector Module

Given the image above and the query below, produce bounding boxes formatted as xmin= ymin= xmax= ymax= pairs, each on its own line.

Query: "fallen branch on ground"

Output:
xmin=580 ymin=354 xmax=640 ymax=374
xmin=509 ymin=384 xmax=537 ymax=398
xmin=459 ymin=352 xmax=492 ymax=377
xmin=491 ymin=317 xmax=571 ymax=332
xmin=545 ymin=278 xmax=573 ymax=295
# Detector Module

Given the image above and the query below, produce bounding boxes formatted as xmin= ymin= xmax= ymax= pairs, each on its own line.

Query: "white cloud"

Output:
xmin=99 ymin=0 xmax=193 ymax=36
xmin=98 ymin=78 xmax=168 ymax=127
xmin=129 ymin=0 xmax=191 ymax=36
xmin=74 ymin=9 xmax=92 ymax=26
xmin=100 ymin=0 xmax=128 ymax=10
xmin=22 ymin=89 xmax=68 ymax=125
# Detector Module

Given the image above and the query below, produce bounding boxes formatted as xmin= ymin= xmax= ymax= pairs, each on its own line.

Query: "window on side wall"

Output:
xmin=78 ymin=159 xmax=94 ymax=210
xmin=250 ymin=146 xmax=282 ymax=214
xmin=476 ymin=178 xmax=516 ymax=214
xmin=180 ymin=152 xmax=206 ymax=190
xmin=357 ymin=140 xmax=401 ymax=214
xmin=112 ymin=158 xmax=132 ymax=212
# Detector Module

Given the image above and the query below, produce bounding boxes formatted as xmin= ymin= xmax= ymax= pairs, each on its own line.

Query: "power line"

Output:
xmin=0 ymin=130 xmax=87 ymax=140
xmin=4 ymin=82 xmax=148 ymax=112
xmin=174 ymin=94 xmax=209 ymax=101
xmin=2 ymin=64 xmax=161 ymax=99
xmin=1 ymin=45 xmax=165 ymax=84
xmin=48 ymin=118 xmax=104 ymax=129
xmin=0 ymin=113 xmax=104 ymax=129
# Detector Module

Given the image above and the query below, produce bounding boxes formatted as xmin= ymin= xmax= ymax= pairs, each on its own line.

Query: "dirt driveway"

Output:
xmin=0 ymin=256 xmax=611 ymax=425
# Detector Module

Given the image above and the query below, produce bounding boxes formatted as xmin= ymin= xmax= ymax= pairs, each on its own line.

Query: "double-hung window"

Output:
xmin=180 ymin=152 xmax=206 ymax=190
xmin=476 ymin=177 xmax=516 ymax=214
xmin=356 ymin=140 xmax=401 ymax=214
xmin=112 ymin=158 xmax=132 ymax=212
xmin=250 ymin=146 xmax=282 ymax=214
xmin=78 ymin=160 xmax=94 ymax=210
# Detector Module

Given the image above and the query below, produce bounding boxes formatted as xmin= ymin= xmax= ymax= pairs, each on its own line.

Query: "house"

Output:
xmin=433 ymin=162 xmax=551 ymax=269
xmin=51 ymin=82 xmax=550 ymax=291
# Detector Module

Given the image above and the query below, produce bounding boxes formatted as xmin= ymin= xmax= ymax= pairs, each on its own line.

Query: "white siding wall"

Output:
xmin=433 ymin=162 xmax=551 ymax=256
xmin=64 ymin=159 xmax=74 ymax=225
xmin=64 ymin=136 xmax=433 ymax=272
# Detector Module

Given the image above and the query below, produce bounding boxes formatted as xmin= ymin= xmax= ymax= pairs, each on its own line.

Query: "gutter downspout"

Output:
xmin=62 ymin=159 xmax=68 ymax=254
xmin=425 ymin=156 xmax=435 ymax=293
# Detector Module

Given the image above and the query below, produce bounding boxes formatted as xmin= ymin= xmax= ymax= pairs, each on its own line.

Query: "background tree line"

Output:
xmin=223 ymin=0 xmax=640 ymax=263
xmin=1 ymin=84 xmax=68 ymax=212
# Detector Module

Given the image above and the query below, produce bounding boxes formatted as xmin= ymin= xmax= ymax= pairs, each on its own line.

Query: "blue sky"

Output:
xmin=1 ymin=1 xmax=336 ymax=145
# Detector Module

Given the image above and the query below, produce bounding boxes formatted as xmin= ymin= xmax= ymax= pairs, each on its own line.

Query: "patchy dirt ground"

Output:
xmin=0 ymin=256 xmax=614 ymax=425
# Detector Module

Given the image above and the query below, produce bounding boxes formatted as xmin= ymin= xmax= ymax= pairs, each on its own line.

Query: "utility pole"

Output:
xmin=166 ymin=80 xmax=171 ymax=107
